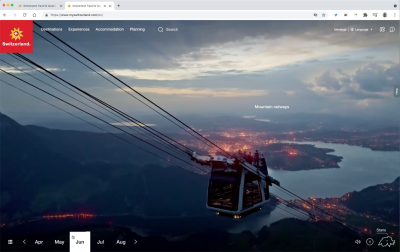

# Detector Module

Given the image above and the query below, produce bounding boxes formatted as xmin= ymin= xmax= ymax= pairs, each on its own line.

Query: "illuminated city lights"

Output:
xmin=43 ymin=213 xmax=95 ymax=219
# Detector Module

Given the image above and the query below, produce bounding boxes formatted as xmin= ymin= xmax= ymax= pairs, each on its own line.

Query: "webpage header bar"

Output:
xmin=1 ymin=10 xmax=399 ymax=20
xmin=0 ymin=1 xmax=398 ymax=10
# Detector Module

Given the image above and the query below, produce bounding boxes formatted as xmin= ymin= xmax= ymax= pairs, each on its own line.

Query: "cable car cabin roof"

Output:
xmin=197 ymin=156 xmax=210 ymax=162
xmin=191 ymin=153 xmax=211 ymax=164
xmin=191 ymin=151 xmax=269 ymax=181
xmin=210 ymin=155 xmax=234 ymax=164
xmin=191 ymin=152 xmax=235 ymax=165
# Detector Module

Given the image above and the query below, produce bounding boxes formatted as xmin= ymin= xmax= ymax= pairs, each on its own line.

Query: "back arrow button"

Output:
xmin=23 ymin=239 xmax=26 ymax=244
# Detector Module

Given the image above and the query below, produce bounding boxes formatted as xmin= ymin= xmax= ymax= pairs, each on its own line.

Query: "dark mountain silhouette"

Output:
xmin=24 ymin=124 xmax=159 ymax=165
xmin=1 ymin=112 xmax=83 ymax=218
xmin=342 ymin=177 xmax=399 ymax=223
xmin=0 ymin=113 xmax=207 ymax=220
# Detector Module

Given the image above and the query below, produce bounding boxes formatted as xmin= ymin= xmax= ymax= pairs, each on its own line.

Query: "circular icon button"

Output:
xmin=158 ymin=27 xmax=163 ymax=32
xmin=366 ymin=238 xmax=374 ymax=246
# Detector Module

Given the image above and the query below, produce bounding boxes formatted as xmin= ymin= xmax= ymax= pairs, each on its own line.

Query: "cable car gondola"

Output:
xmin=190 ymin=150 xmax=280 ymax=218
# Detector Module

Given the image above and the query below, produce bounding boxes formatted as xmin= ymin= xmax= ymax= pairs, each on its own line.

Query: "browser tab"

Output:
xmin=65 ymin=2 xmax=114 ymax=10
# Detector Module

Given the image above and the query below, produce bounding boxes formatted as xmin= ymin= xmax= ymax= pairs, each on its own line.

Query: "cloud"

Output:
xmin=353 ymin=62 xmax=400 ymax=92
xmin=314 ymin=70 xmax=343 ymax=91
xmin=265 ymin=47 xmax=314 ymax=56
xmin=304 ymin=59 xmax=321 ymax=64
xmin=3 ymin=21 xmax=398 ymax=118
xmin=109 ymin=69 xmax=195 ymax=81
xmin=0 ymin=66 xmax=26 ymax=74
xmin=0 ymin=66 xmax=61 ymax=74
xmin=243 ymin=116 xmax=256 ymax=118
xmin=336 ymin=68 xmax=350 ymax=78
xmin=181 ymin=50 xmax=220 ymax=61
xmin=284 ymin=91 xmax=295 ymax=96
xmin=39 ymin=68 xmax=61 ymax=72
xmin=308 ymin=62 xmax=399 ymax=100
xmin=255 ymin=119 xmax=271 ymax=122
xmin=82 ymin=21 xmax=398 ymax=82
xmin=116 ymin=86 xmax=269 ymax=98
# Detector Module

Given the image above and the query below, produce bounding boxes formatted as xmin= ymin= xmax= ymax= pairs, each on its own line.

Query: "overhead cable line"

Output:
xmin=32 ymin=24 xmax=260 ymax=177
xmin=31 ymin=28 xmax=205 ymax=152
xmin=17 ymin=33 xmax=194 ymax=155
xmin=0 ymin=78 xmax=204 ymax=177
xmin=32 ymin=24 xmax=252 ymax=166
xmin=0 ymin=69 xmax=210 ymax=175
xmin=0 ymin=74 xmax=362 ymax=242
xmin=274 ymin=185 xmax=362 ymax=234
xmin=11 ymin=52 xmax=198 ymax=159
xmin=269 ymin=194 xmax=362 ymax=244
xmin=0 ymin=57 xmax=188 ymax=158
xmin=6 ymin=54 xmax=194 ymax=157
xmin=30 ymin=22 xmax=363 ymax=239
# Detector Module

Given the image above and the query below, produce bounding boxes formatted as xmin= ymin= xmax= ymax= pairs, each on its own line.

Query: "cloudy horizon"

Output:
xmin=0 ymin=20 xmax=399 ymax=125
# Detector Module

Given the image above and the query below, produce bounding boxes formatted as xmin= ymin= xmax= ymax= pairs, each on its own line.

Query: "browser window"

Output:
xmin=0 ymin=1 xmax=399 ymax=251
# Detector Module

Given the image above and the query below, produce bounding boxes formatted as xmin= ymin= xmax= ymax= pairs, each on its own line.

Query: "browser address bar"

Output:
xmin=43 ymin=10 xmax=327 ymax=20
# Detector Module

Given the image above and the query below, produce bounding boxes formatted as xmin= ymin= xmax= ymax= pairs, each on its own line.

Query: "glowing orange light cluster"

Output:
xmin=43 ymin=213 xmax=95 ymax=219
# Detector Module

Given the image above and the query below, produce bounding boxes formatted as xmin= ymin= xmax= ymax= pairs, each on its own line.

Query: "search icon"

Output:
xmin=158 ymin=27 xmax=163 ymax=32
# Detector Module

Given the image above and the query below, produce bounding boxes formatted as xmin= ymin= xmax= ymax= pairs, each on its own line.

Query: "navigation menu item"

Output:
xmin=34 ymin=240 xmax=43 ymax=245
xmin=116 ymin=240 xmax=126 ymax=245
xmin=70 ymin=231 xmax=90 ymax=252
xmin=55 ymin=239 xmax=65 ymax=245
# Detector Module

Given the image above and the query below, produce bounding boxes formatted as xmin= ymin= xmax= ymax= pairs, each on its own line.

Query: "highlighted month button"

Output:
xmin=70 ymin=231 xmax=90 ymax=252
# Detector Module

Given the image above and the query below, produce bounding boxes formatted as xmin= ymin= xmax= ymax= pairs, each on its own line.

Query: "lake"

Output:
xmin=229 ymin=141 xmax=399 ymax=233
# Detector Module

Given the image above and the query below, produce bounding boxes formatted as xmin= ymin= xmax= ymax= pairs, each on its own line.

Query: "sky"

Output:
xmin=0 ymin=20 xmax=399 ymax=125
